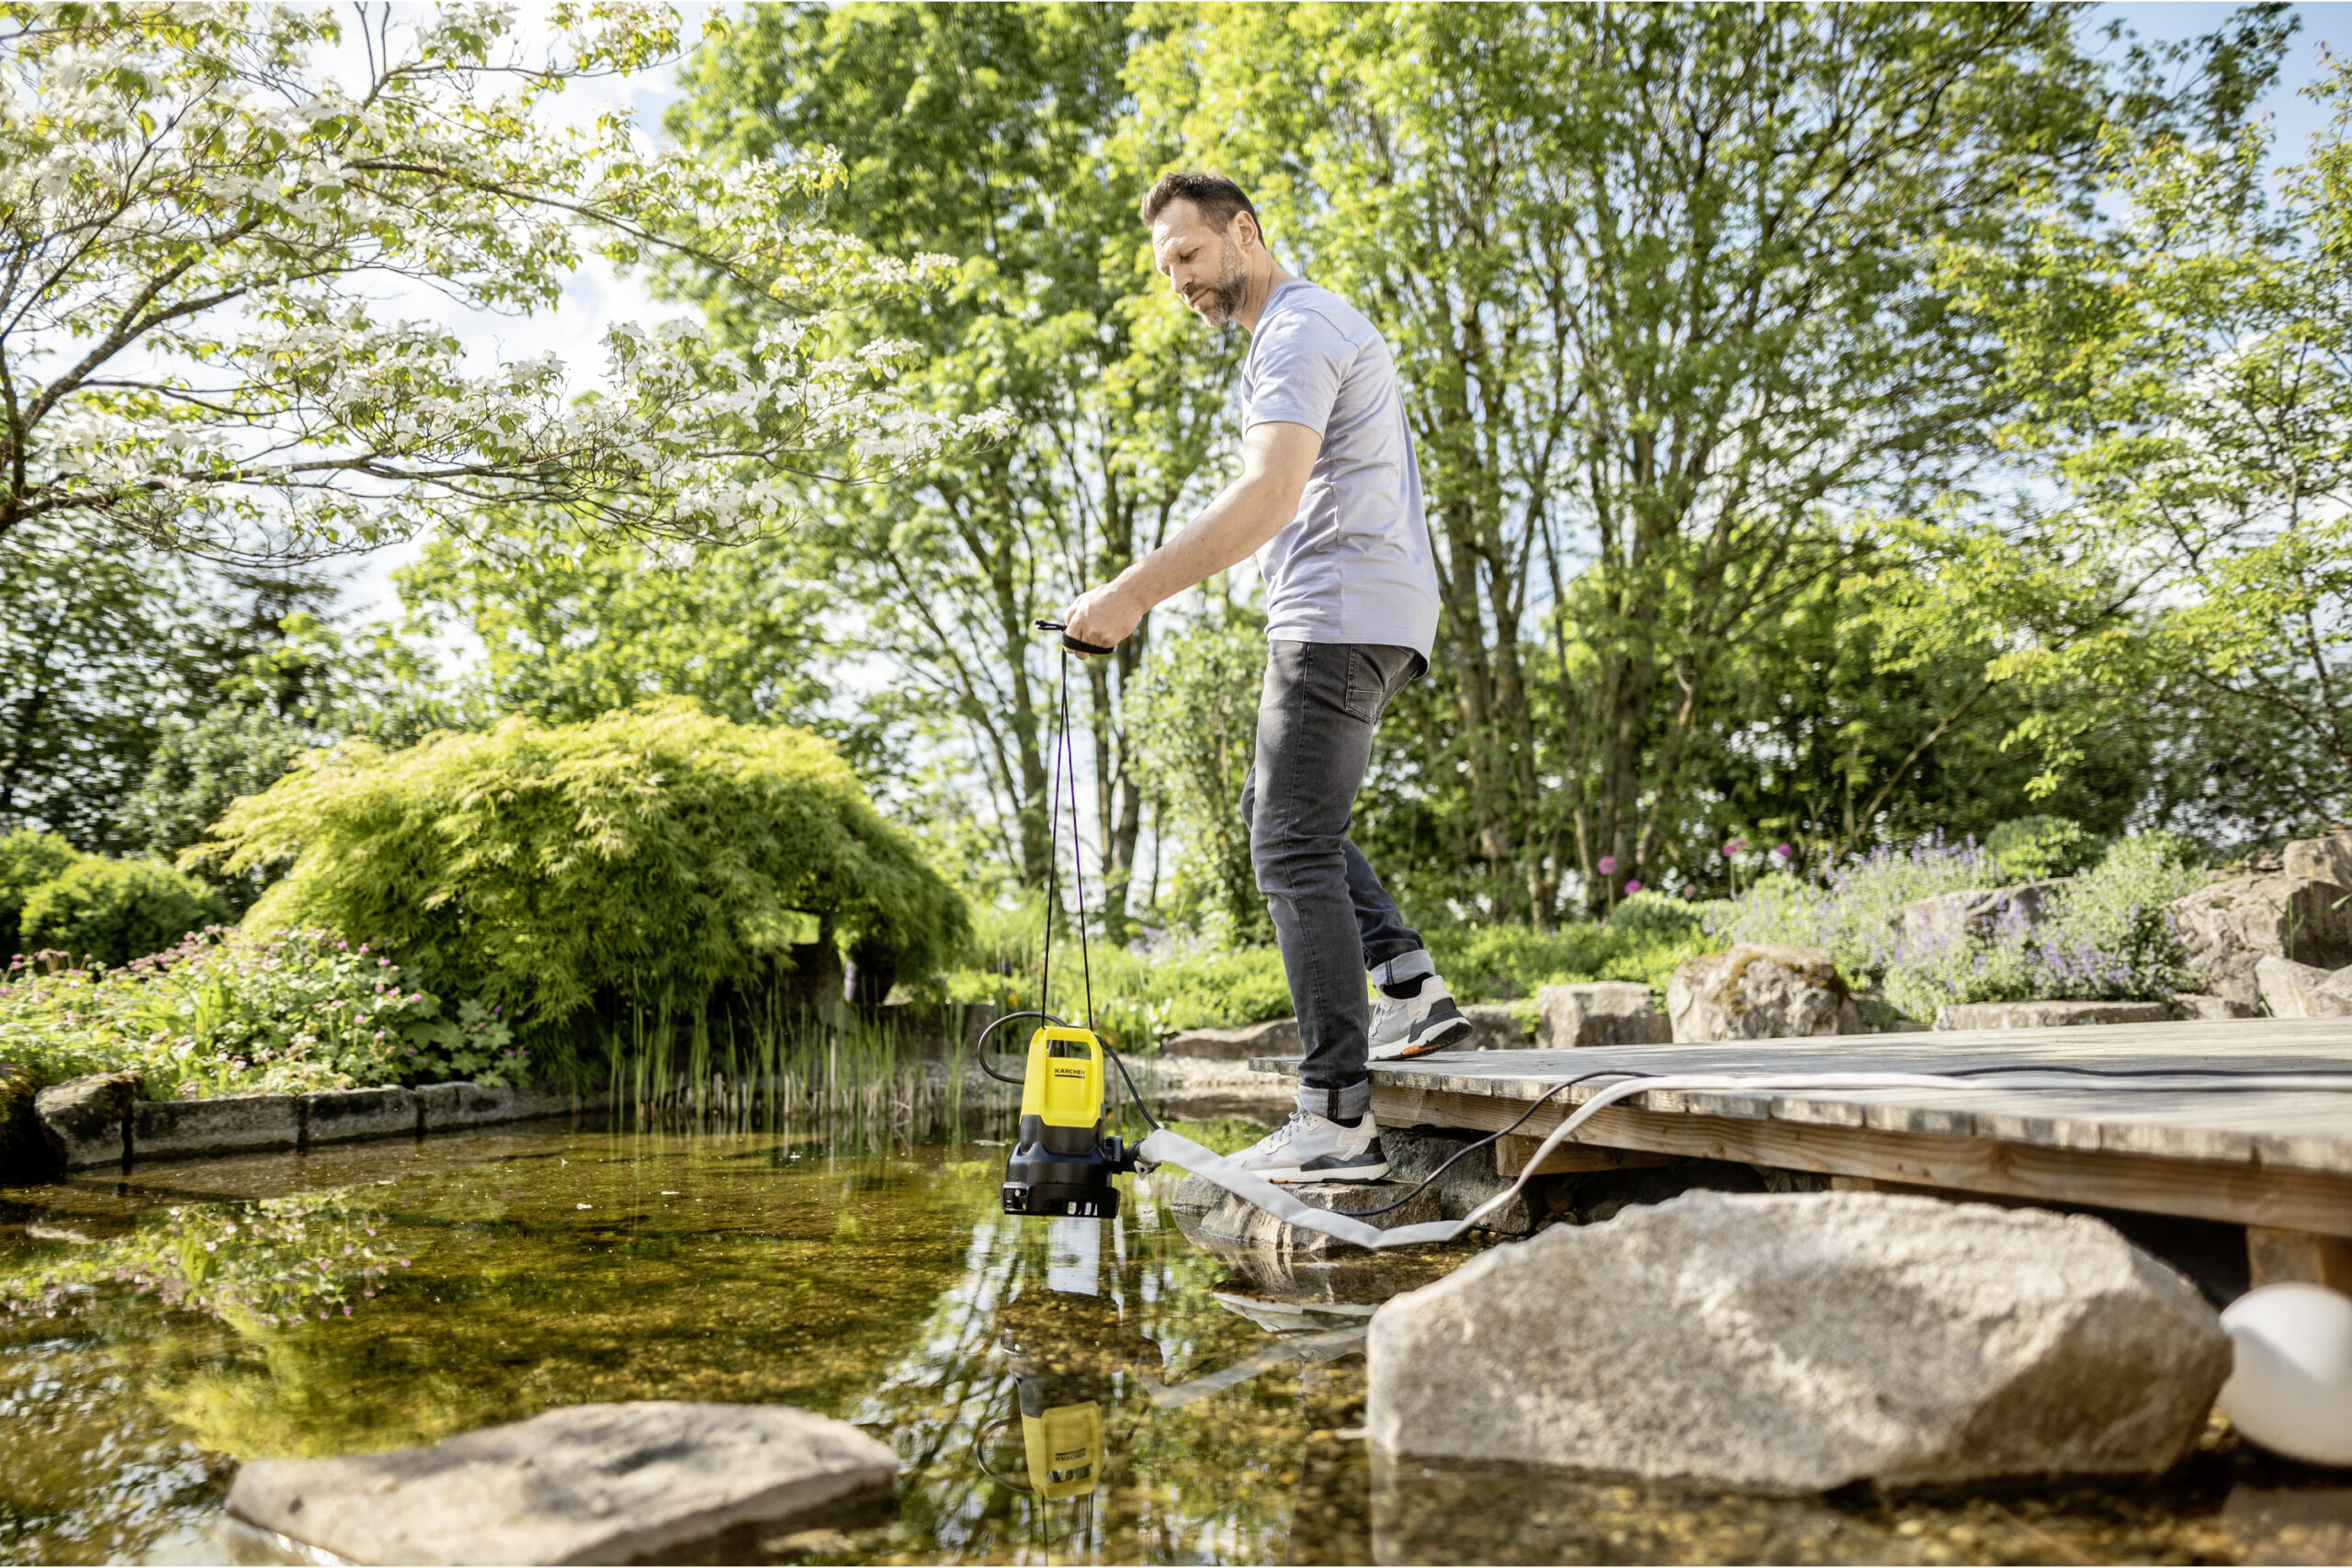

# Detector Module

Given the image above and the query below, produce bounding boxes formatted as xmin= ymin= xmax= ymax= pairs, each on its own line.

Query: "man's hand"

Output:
xmin=1057 ymin=421 xmax=1318 ymax=655
xmin=1065 ymin=581 xmax=1147 ymax=653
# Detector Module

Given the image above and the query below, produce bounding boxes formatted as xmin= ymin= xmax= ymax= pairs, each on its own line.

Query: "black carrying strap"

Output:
xmin=1035 ymin=625 xmax=1094 ymax=1033
xmin=1035 ymin=617 xmax=1114 ymax=658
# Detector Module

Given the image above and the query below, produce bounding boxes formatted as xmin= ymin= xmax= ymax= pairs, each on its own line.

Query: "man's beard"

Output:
xmin=1189 ymin=238 xmax=1249 ymax=326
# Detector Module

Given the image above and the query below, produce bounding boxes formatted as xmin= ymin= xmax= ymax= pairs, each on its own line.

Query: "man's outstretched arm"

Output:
xmin=1063 ymin=420 xmax=1318 ymax=651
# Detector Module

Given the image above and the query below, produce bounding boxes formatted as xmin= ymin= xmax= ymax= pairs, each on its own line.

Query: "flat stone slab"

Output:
xmin=1162 ymin=1017 xmax=1300 ymax=1060
xmin=34 ymin=1070 xmax=139 ymax=1168
xmin=227 ymin=1400 xmax=899 ymax=1565
xmin=1934 ymin=999 xmax=2172 ymax=1031
xmin=302 ymin=1086 xmax=419 ymax=1145
xmin=1194 ymin=1179 xmax=1442 ymax=1255
xmin=131 ymin=1091 xmax=300 ymax=1161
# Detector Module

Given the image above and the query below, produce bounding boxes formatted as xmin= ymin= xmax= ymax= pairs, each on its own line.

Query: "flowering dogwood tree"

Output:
xmin=0 ymin=2 xmax=1006 ymax=566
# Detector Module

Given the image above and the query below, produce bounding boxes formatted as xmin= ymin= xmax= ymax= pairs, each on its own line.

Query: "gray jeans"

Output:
xmin=1239 ymin=640 xmax=1429 ymax=1093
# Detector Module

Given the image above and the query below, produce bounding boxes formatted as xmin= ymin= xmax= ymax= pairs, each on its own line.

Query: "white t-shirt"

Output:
xmin=1239 ymin=279 xmax=1440 ymax=661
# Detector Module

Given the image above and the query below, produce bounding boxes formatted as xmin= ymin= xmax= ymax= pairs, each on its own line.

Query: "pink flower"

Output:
xmin=1772 ymin=842 xmax=1793 ymax=861
xmin=1597 ymin=855 xmax=1618 ymax=877
xmin=1623 ymin=879 xmax=1643 ymax=895
xmin=1723 ymin=838 xmax=1746 ymax=858
xmin=1681 ymin=883 xmax=1701 ymax=899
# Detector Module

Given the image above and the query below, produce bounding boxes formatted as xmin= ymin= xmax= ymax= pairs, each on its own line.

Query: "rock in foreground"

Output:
xmin=1366 ymin=1190 xmax=2227 ymax=1494
xmin=1666 ymin=945 xmax=1860 ymax=1041
xmin=228 ymin=1401 xmax=897 ymax=1565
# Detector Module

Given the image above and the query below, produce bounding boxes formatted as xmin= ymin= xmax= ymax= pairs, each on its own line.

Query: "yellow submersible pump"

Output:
xmin=978 ymin=622 xmax=1155 ymax=1221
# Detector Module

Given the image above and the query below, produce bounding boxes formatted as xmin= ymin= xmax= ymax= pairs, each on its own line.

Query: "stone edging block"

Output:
xmin=132 ymin=1093 xmax=301 ymax=1161
xmin=302 ymin=1086 xmax=419 ymax=1145
xmin=21 ymin=1072 xmax=609 ymax=1177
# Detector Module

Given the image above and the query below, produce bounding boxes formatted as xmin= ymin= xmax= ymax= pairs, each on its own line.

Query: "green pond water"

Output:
xmin=1 ymin=1117 xmax=2346 ymax=1566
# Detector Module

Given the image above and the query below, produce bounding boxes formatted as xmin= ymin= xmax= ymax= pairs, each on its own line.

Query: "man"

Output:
xmin=1062 ymin=171 xmax=1471 ymax=1184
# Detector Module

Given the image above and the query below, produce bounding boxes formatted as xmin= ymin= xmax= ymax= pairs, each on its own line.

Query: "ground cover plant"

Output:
xmin=0 ymin=927 xmax=517 ymax=1101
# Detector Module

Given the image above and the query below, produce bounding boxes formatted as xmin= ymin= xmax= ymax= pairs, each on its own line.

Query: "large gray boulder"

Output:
xmin=34 ymin=1070 xmax=139 ymax=1168
xmin=2169 ymin=862 xmax=2352 ymax=1010
xmin=2284 ymin=829 xmax=2352 ymax=887
xmin=1889 ymin=880 xmax=2068 ymax=949
xmin=1365 ymin=1190 xmax=2228 ymax=1494
xmin=2255 ymin=955 xmax=2352 ymax=1019
xmin=1537 ymin=982 xmax=1670 ymax=1049
xmin=227 ymin=1401 xmax=898 ymax=1565
xmin=1666 ymin=946 xmax=1860 ymax=1042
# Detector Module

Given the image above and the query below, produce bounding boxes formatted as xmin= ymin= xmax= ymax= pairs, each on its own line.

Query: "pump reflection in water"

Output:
xmin=995 ymin=1215 xmax=1163 ymax=1507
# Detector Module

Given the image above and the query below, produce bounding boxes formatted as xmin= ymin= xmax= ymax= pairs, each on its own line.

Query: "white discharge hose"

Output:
xmin=1131 ymin=1069 xmax=2352 ymax=1252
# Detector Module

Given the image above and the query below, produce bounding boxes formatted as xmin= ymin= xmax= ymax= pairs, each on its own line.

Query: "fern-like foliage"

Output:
xmin=194 ymin=700 xmax=967 ymax=1032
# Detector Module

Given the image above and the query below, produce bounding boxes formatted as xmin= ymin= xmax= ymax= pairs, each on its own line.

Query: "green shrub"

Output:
xmin=0 ymin=927 xmax=518 ymax=1099
xmin=19 ymin=857 xmax=229 ymax=967
xmin=1985 ymin=815 xmax=2100 ymax=880
xmin=0 ymin=829 xmax=86 ymax=954
xmin=197 ymin=700 xmax=967 ymax=1036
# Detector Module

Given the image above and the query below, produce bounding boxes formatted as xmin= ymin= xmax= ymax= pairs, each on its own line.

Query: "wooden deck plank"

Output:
xmin=1364 ymin=1083 xmax=2352 ymax=1236
xmin=1250 ymin=1021 xmax=2352 ymax=1229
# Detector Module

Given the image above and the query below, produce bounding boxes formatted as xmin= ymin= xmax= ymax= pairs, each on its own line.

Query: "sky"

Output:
xmin=328 ymin=1 xmax=2352 ymax=635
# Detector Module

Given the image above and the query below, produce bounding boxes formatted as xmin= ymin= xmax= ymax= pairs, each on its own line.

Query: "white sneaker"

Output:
xmin=1227 ymin=1109 xmax=1389 ymax=1184
xmin=1368 ymin=976 xmax=1476 ymax=1061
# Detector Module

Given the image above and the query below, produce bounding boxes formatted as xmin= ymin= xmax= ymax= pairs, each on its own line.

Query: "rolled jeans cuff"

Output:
xmin=1298 ymin=1077 xmax=1372 ymax=1124
xmin=1370 ymin=948 xmax=1435 ymax=988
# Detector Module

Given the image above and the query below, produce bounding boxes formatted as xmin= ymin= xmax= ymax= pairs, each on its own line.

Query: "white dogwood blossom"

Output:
xmin=0 ymin=3 xmax=1008 ymax=564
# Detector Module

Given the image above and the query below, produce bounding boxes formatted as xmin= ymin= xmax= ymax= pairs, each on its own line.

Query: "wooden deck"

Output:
xmin=1250 ymin=1018 xmax=2352 ymax=1282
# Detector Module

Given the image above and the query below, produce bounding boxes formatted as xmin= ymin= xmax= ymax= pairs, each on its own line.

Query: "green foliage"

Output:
xmin=0 ymin=829 xmax=85 ymax=955
xmin=1126 ymin=612 xmax=1267 ymax=943
xmin=1985 ymin=816 xmax=2101 ymax=881
xmin=198 ymin=701 xmax=967 ymax=1036
xmin=1903 ymin=51 xmax=2352 ymax=846
xmin=0 ymin=928 xmax=516 ymax=1100
xmin=1125 ymin=2 xmax=2255 ymax=917
xmin=394 ymin=521 xmax=829 ymax=729
xmin=18 ymin=859 xmax=228 ymax=969
xmin=1704 ymin=837 xmax=2013 ymax=983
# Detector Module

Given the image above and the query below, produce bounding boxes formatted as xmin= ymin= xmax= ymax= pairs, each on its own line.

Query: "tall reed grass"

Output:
xmin=576 ymin=989 xmax=1023 ymax=1146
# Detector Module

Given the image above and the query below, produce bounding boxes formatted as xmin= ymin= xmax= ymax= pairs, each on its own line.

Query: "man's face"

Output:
xmin=1151 ymin=200 xmax=1251 ymax=327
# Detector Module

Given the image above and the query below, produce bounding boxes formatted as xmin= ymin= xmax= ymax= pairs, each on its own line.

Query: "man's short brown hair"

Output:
xmin=1140 ymin=171 xmax=1262 ymax=241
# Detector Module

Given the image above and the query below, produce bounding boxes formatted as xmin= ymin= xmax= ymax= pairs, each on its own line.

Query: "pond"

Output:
xmin=2 ymin=1117 xmax=2344 ymax=1566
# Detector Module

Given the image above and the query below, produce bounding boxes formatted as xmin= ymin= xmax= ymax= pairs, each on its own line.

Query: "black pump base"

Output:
xmin=1001 ymin=1180 xmax=1120 ymax=1219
